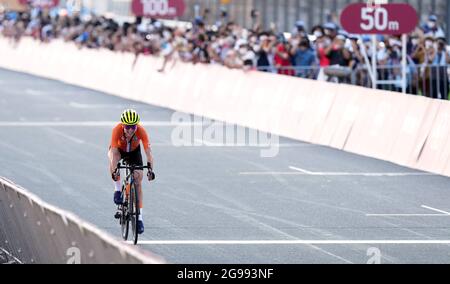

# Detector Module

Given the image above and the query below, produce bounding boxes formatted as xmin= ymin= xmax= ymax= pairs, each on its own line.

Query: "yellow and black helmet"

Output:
xmin=121 ymin=109 xmax=140 ymax=126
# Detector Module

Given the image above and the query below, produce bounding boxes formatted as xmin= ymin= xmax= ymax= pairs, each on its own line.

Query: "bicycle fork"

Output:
xmin=114 ymin=180 xmax=131 ymax=220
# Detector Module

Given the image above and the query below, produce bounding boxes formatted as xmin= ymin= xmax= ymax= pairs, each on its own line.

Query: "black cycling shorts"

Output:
xmin=119 ymin=146 xmax=143 ymax=167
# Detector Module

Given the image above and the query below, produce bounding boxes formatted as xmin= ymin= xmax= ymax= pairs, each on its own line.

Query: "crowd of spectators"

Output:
xmin=1 ymin=5 xmax=449 ymax=99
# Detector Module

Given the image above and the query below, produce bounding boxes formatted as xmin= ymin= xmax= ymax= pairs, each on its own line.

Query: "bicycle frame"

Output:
xmin=116 ymin=162 xmax=152 ymax=245
xmin=123 ymin=167 xmax=134 ymax=197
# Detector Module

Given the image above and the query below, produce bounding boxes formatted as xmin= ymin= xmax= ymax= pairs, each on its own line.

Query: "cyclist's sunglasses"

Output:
xmin=124 ymin=125 xmax=137 ymax=130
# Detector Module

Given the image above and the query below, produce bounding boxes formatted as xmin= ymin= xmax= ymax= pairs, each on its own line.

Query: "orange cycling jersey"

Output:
xmin=110 ymin=123 xmax=150 ymax=152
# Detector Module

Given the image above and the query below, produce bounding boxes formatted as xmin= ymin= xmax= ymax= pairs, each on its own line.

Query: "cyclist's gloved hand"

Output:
xmin=147 ymin=171 xmax=156 ymax=181
xmin=147 ymin=162 xmax=155 ymax=181
xmin=112 ymin=169 xmax=120 ymax=181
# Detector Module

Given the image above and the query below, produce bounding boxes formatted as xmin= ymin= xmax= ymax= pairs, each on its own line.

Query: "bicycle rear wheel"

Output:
xmin=130 ymin=183 xmax=140 ymax=245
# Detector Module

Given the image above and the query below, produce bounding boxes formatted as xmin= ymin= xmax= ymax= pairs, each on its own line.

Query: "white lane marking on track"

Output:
xmin=366 ymin=214 xmax=450 ymax=217
xmin=288 ymin=166 xmax=314 ymax=174
xmin=131 ymin=240 xmax=450 ymax=245
xmin=193 ymin=139 xmax=312 ymax=148
xmin=239 ymin=172 xmax=312 ymax=175
xmin=366 ymin=205 xmax=450 ymax=217
xmin=240 ymin=168 xmax=436 ymax=176
xmin=288 ymin=166 xmax=435 ymax=176
xmin=421 ymin=205 xmax=450 ymax=215
xmin=0 ymin=121 xmax=203 ymax=127
xmin=69 ymin=102 xmax=124 ymax=109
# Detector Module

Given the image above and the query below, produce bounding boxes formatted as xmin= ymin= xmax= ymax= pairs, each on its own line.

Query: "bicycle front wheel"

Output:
xmin=129 ymin=183 xmax=140 ymax=245
xmin=120 ymin=185 xmax=129 ymax=241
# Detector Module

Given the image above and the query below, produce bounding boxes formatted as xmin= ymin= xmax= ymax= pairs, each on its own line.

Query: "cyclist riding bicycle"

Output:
xmin=108 ymin=109 xmax=155 ymax=235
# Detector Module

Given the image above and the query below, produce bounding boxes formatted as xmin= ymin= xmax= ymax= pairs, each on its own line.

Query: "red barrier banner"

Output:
xmin=343 ymin=89 xmax=404 ymax=160
xmin=414 ymin=101 xmax=450 ymax=174
xmin=388 ymin=96 xmax=433 ymax=167
xmin=317 ymin=84 xmax=362 ymax=149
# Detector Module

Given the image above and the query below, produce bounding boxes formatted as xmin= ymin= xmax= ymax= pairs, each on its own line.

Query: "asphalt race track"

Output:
xmin=1 ymin=68 xmax=450 ymax=264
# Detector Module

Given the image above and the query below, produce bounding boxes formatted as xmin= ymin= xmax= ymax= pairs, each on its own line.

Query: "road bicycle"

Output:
xmin=114 ymin=162 xmax=152 ymax=245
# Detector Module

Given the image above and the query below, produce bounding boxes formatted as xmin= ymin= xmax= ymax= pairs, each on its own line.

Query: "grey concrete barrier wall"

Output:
xmin=0 ymin=177 xmax=164 ymax=264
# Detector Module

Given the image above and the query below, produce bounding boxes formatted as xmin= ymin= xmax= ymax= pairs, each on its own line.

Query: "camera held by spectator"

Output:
xmin=220 ymin=7 xmax=228 ymax=19
xmin=250 ymin=9 xmax=259 ymax=19
xmin=292 ymin=20 xmax=306 ymax=37
xmin=323 ymin=22 xmax=338 ymax=39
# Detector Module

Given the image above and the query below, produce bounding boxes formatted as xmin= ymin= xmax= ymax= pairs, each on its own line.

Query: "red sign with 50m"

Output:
xmin=340 ymin=3 xmax=418 ymax=35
